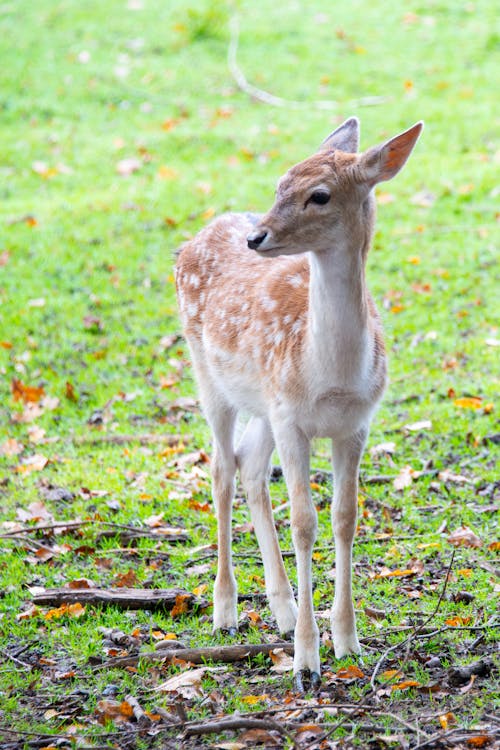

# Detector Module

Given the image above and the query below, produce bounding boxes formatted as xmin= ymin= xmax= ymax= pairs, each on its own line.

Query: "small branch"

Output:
xmin=0 ymin=648 xmax=31 ymax=671
xmin=72 ymin=433 xmax=185 ymax=446
xmin=227 ymin=13 xmax=389 ymax=110
xmin=105 ymin=641 xmax=294 ymax=669
xmin=370 ymin=550 xmax=456 ymax=692
xmin=31 ymin=587 xmax=205 ymax=614
xmin=185 ymin=716 xmax=288 ymax=738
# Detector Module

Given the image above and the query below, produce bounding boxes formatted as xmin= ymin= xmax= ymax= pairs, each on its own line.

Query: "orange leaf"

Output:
xmin=192 ymin=584 xmax=208 ymax=596
xmin=171 ymin=593 xmax=191 ymax=618
xmin=11 ymin=378 xmax=45 ymax=403
xmin=454 ymin=397 xmax=482 ymax=410
xmin=445 ymin=616 xmax=472 ymax=626
xmin=336 ymin=664 xmax=365 ymax=679
xmin=467 ymin=737 xmax=491 ymax=748
xmin=488 ymin=541 xmax=500 ymax=551
xmin=381 ymin=669 xmax=404 ymax=680
xmin=374 ymin=567 xmax=419 ymax=579
xmin=439 ymin=712 xmax=456 ymax=729
xmin=391 ymin=679 xmax=421 ymax=691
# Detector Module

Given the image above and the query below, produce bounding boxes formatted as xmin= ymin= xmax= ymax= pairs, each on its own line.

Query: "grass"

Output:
xmin=0 ymin=0 xmax=498 ymax=747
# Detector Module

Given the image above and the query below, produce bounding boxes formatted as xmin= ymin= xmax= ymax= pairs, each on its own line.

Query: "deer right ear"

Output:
xmin=320 ymin=117 xmax=360 ymax=154
xmin=359 ymin=122 xmax=424 ymax=185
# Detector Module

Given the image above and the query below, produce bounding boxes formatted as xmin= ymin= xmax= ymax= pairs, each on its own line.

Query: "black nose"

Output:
xmin=247 ymin=231 xmax=268 ymax=250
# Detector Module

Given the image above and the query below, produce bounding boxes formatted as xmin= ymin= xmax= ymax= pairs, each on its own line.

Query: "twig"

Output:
xmin=72 ymin=433 xmax=184 ymax=446
xmin=370 ymin=550 xmax=456 ymax=692
xmin=0 ymin=648 xmax=31 ymax=671
xmin=185 ymin=716 xmax=288 ymax=738
xmin=227 ymin=13 xmax=389 ymax=110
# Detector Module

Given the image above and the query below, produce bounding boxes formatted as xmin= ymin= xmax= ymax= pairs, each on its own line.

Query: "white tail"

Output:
xmin=175 ymin=117 xmax=423 ymax=690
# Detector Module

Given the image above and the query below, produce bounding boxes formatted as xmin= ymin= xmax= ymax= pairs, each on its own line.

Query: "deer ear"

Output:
xmin=320 ymin=117 xmax=360 ymax=153
xmin=359 ymin=122 xmax=424 ymax=185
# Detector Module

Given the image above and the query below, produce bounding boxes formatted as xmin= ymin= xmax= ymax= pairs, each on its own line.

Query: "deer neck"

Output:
xmin=307 ymin=232 xmax=370 ymax=383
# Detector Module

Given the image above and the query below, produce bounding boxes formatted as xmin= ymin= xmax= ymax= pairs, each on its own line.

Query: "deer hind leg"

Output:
xmin=236 ymin=417 xmax=297 ymax=636
xmin=204 ymin=396 xmax=238 ymax=633
xmin=330 ymin=431 xmax=367 ymax=657
xmin=273 ymin=424 xmax=320 ymax=689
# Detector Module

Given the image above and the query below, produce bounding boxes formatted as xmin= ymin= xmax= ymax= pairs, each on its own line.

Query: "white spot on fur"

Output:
xmin=189 ymin=274 xmax=200 ymax=288
xmin=262 ymin=297 xmax=277 ymax=312
xmin=288 ymin=274 xmax=303 ymax=288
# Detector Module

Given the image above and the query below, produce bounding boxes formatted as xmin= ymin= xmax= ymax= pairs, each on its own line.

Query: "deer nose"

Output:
xmin=247 ymin=230 xmax=268 ymax=250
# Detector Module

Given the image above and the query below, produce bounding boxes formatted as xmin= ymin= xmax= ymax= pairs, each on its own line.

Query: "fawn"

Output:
xmin=175 ymin=117 xmax=423 ymax=691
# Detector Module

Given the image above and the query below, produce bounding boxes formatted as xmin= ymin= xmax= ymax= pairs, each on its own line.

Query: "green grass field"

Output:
xmin=0 ymin=1 xmax=498 ymax=747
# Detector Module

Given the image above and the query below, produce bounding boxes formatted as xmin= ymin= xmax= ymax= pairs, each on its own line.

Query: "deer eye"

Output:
xmin=309 ymin=190 xmax=330 ymax=205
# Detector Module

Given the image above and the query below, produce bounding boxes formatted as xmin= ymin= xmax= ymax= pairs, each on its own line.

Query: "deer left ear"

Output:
xmin=320 ymin=117 xmax=360 ymax=153
xmin=359 ymin=122 xmax=424 ymax=185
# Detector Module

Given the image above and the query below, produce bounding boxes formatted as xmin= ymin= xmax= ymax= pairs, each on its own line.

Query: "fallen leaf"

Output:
xmin=171 ymin=593 xmax=191 ymax=618
xmin=95 ymin=699 xmax=134 ymax=725
xmin=156 ymin=666 xmax=207 ymax=697
xmin=391 ymin=679 xmax=421 ymax=691
xmin=11 ymin=378 xmax=45 ymax=403
xmin=269 ymin=648 xmax=294 ymax=673
xmin=447 ymin=526 xmax=482 ymax=548
xmin=445 ymin=616 xmax=472 ymax=626
xmin=438 ymin=712 xmax=456 ymax=729
xmin=15 ymin=454 xmax=49 ymax=474
xmin=370 ymin=441 xmax=396 ymax=456
xmin=454 ymin=397 xmax=482 ymax=410
xmin=372 ymin=567 xmax=420 ymax=579
xmin=113 ymin=570 xmax=138 ymax=588
xmin=45 ymin=602 xmax=86 ymax=620
xmin=336 ymin=664 xmax=365 ymax=679
xmin=241 ymin=694 xmax=268 ymax=705
xmin=0 ymin=438 xmax=25 ymax=456
xmin=439 ymin=470 xmax=472 ymax=485
xmin=393 ymin=465 xmax=421 ymax=490
xmin=403 ymin=420 xmax=432 ymax=432
xmin=467 ymin=736 xmax=492 ymax=748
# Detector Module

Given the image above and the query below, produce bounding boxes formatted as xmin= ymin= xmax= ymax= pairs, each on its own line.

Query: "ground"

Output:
xmin=0 ymin=0 xmax=498 ymax=748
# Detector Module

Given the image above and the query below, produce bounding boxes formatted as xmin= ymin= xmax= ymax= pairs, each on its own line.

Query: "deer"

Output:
xmin=175 ymin=117 xmax=423 ymax=691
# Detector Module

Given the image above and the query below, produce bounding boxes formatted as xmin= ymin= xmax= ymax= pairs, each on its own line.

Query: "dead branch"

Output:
xmin=31 ymin=587 xmax=206 ymax=613
xmin=185 ymin=715 xmax=288 ymax=737
xmin=104 ymin=642 xmax=294 ymax=669
xmin=72 ymin=433 xmax=185 ymax=446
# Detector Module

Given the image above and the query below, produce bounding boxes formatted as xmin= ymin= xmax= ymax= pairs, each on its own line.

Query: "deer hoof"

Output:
xmin=220 ymin=626 xmax=238 ymax=637
xmin=293 ymin=669 xmax=321 ymax=694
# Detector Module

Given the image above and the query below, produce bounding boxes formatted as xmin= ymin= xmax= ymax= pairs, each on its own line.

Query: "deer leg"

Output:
xmin=236 ymin=417 xmax=297 ymax=636
xmin=330 ymin=431 xmax=366 ymax=657
xmin=206 ymin=404 xmax=238 ymax=634
xmin=274 ymin=424 xmax=320 ymax=690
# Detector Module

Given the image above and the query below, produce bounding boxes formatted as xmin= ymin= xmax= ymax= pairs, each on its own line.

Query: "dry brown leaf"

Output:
xmin=370 ymin=441 xmax=396 ymax=456
xmin=156 ymin=666 xmax=207 ymax=697
xmin=393 ymin=465 xmax=421 ymax=490
xmin=439 ymin=469 xmax=472 ymax=485
xmin=0 ymin=438 xmax=25 ymax=456
xmin=15 ymin=454 xmax=49 ymax=474
xmin=447 ymin=526 xmax=482 ymax=548
xmin=269 ymin=648 xmax=294 ymax=673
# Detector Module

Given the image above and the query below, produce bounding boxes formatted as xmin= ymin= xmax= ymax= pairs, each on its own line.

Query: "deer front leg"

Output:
xmin=330 ymin=432 xmax=366 ymax=657
xmin=208 ymin=409 xmax=238 ymax=634
xmin=274 ymin=424 xmax=320 ymax=691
